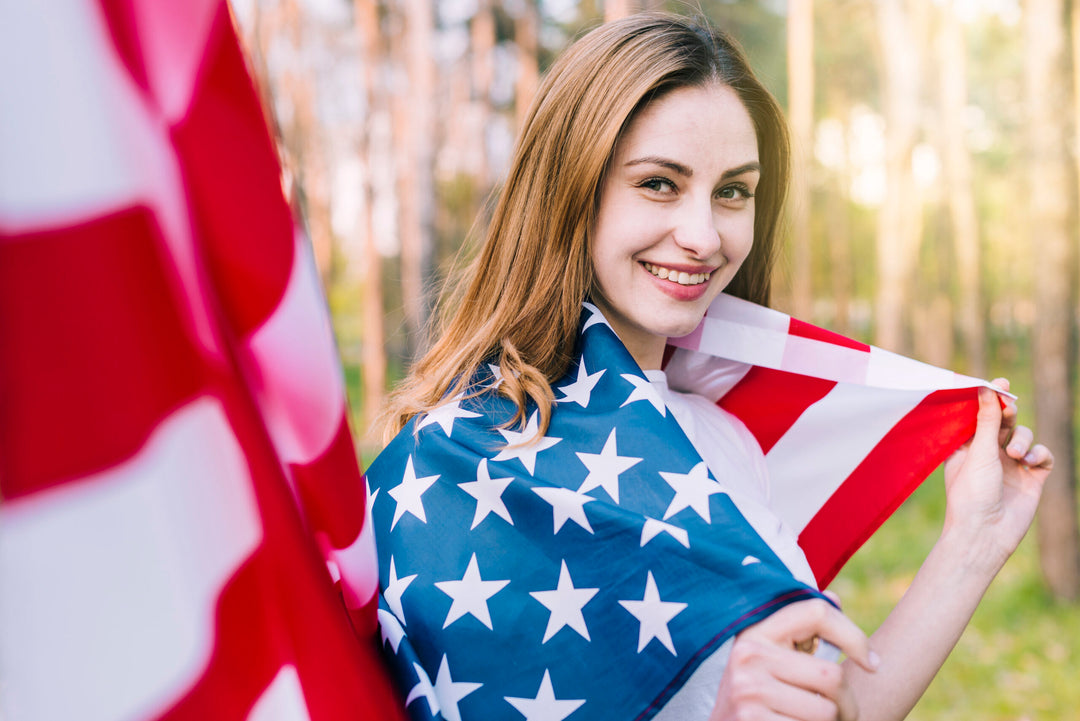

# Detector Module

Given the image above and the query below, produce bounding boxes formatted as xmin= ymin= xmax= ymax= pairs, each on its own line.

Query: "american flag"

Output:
xmin=0 ymin=1 xmax=404 ymax=719
xmin=367 ymin=299 xmax=998 ymax=721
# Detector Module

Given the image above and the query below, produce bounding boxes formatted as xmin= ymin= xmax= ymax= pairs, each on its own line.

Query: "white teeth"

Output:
xmin=644 ymin=262 xmax=711 ymax=286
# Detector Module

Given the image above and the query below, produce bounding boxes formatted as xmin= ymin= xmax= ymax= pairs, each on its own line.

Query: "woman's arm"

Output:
xmin=710 ymin=381 xmax=1052 ymax=721
xmin=842 ymin=380 xmax=1053 ymax=721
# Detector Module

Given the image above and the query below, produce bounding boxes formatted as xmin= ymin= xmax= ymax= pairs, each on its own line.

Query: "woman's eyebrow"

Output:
xmin=721 ymin=162 xmax=762 ymax=179
xmin=624 ymin=157 xmax=762 ymax=180
xmin=624 ymin=156 xmax=693 ymax=176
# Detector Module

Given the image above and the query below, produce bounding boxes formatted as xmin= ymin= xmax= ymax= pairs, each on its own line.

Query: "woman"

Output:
xmin=367 ymin=13 xmax=1052 ymax=721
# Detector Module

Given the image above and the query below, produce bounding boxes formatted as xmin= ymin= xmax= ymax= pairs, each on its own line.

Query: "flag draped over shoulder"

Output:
xmin=665 ymin=293 xmax=995 ymax=587
xmin=367 ymin=299 xmax=998 ymax=721
xmin=0 ymin=2 xmax=405 ymax=720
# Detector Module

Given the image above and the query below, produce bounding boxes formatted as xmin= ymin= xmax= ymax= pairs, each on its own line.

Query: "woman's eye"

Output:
xmin=717 ymin=183 xmax=755 ymax=206
xmin=641 ymin=178 xmax=675 ymax=193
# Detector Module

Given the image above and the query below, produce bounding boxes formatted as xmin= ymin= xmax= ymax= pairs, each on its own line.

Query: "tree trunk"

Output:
xmin=279 ymin=0 xmax=335 ymax=285
xmin=471 ymin=0 xmax=495 ymax=188
xmin=936 ymin=0 xmax=985 ymax=378
xmin=394 ymin=0 xmax=437 ymax=356
xmin=515 ymin=0 xmax=540 ymax=133
xmin=354 ymin=0 xmax=387 ymax=439
xmin=873 ymin=0 xmax=923 ymax=354
xmin=823 ymin=90 xmax=853 ymax=336
xmin=605 ymin=0 xmax=636 ymax=22
xmin=1029 ymin=0 xmax=1080 ymax=601
xmin=787 ymin=0 xmax=814 ymax=321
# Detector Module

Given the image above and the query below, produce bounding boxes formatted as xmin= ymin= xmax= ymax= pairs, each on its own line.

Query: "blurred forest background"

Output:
xmin=232 ymin=0 xmax=1080 ymax=717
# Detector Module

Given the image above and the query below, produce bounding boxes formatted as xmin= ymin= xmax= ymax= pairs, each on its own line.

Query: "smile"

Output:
xmin=643 ymin=262 xmax=712 ymax=286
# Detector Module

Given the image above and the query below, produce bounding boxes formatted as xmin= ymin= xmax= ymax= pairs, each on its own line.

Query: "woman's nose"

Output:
xmin=672 ymin=200 xmax=721 ymax=258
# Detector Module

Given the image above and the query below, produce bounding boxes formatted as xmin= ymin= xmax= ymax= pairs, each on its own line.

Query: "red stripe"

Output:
xmin=717 ymin=366 xmax=836 ymax=454
xmin=0 ymin=209 xmax=207 ymax=500
xmin=171 ymin=5 xmax=294 ymax=339
xmin=292 ymin=415 xmax=369 ymax=550
xmin=158 ymin=387 xmax=405 ymax=721
xmin=98 ymin=0 xmax=152 ymax=95
xmin=799 ymin=387 xmax=978 ymax=587
xmin=788 ymin=317 xmax=871 ymax=352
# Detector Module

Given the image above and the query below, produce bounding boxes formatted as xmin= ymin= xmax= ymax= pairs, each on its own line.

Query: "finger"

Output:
xmin=727 ymin=643 xmax=844 ymax=721
xmin=997 ymin=397 xmax=1018 ymax=448
xmin=769 ymin=650 xmax=845 ymax=698
xmin=1022 ymin=443 xmax=1054 ymax=470
xmin=761 ymin=677 xmax=840 ymax=721
xmin=741 ymin=599 xmax=878 ymax=673
xmin=1004 ymin=425 xmax=1034 ymax=459
xmin=971 ymin=386 xmax=1005 ymax=460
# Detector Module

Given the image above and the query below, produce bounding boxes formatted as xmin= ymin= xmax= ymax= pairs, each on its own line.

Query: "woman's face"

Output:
xmin=590 ymin=83 xmax=759 ymax=370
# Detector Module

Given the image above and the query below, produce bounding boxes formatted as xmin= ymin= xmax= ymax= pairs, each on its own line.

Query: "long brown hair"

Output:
xmin=380 ymin=12 xmax=790 ymax=441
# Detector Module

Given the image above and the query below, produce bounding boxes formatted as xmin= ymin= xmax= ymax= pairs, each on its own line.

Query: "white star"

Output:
xmin=505 ymin=670 xmax=585 ymax=721
xmin=532 ymin=486 xmax=596 ymax=534
xmin=530 ymin=560 xmax=599 ymax=643
xmin=493 ymin=411 xmax=562 ymax=475
xmin=486 ymin=363 xmax=506 ymax=389
xmin=459 ymin=459 xmax=515 ymax=529
xmin=581 ymin=301 xmax=610 ymax=332
xmin=406 ymin=662 xmax=440 ymax=717
xmin=556 ymin=357 xmax=605 ymax=408
xmin=574 ymin=428 xmax=642 ymax=503
xmin=378 ymin=608 xmax=406 ymax=653
xmin=618 ymin=571 xmax=687 ymax=655
xmin=432 ymin=654 xmax=482 ymax=721
xmin=365 ymin=482 xmax=379 ymax=514
xmin=640 ymin=518 xmax=690 ymax=549
xmin=620 ymin=373 xmax=666 ymax=416
xmin=388 ymin=456 xmax=440 ymax=530
xmin=659 ymin=461 xmax=724 ymax=523
xmin=434 ymin=553 xmax=510 ymax=630
xmin=417 ymin=394 xmax=480 ymax=437
xmin=383 ymin=557 xmax=417 ymax=623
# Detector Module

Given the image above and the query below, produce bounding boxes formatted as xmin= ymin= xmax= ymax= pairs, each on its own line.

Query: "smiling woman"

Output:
xmin=590 ymin=83 xmax=759 ymax=368
xmin=365 ymin=12 xmax=1052 ymax=721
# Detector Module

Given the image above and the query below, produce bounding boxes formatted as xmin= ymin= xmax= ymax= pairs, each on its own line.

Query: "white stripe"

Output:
xmin=699 ymin=315 xmax=787 ymax=368
xmin=781 ymin=335 xmax=870 ymax=386
xmin=128 ymin=0 xmax=219 ymax=123
xmin=328 ymin=514 xmax=380 ymax=609
xmin=705 ymin=293 xmax=791 ymax=332
xmin=0 ymin=0 xmax=221 ymax=356
xmin=663 ymin=350 xmax=751 ymax=403
xmin=0 ymin=398 xmax=262 ymax=721
xmin=247 ymin=235 xmax=347 ymax=465
xmin=765 ymin=383 xmax=928 ymax=533
xmin=867 ymin=346 xmax=995 ymax=392
xmin=248 ymin=665 xmax=311 ymax=721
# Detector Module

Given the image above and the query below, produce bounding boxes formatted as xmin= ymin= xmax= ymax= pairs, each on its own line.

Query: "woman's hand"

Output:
xmin=710 ymin=598 xmax=878 ymax=721
xmin=941 ymin=379 xmax=1053 ymax=572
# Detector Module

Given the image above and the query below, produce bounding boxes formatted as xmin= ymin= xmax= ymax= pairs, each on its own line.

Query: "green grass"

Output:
xmin=831 ymin=476 xmax=1080 ymax=720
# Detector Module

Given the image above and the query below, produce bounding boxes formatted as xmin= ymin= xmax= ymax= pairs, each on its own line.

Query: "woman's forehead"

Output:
xmin=614 ymin=84 xmax=759 ymax=169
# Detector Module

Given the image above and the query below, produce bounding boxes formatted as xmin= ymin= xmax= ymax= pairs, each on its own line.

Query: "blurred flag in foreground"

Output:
xmin=0 ymin=1 xmax=406 ymax=719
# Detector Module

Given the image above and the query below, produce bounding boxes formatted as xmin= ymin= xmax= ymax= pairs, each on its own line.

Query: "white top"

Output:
xmin=644 ymin=370 xmax=829 ymax=720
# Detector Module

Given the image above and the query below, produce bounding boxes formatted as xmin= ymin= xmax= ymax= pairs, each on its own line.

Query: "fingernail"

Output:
xmin=869 ymin=650 xmax=881 ymax=670
xmin=1023 ymin=452 xmax=1037 ymax=465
